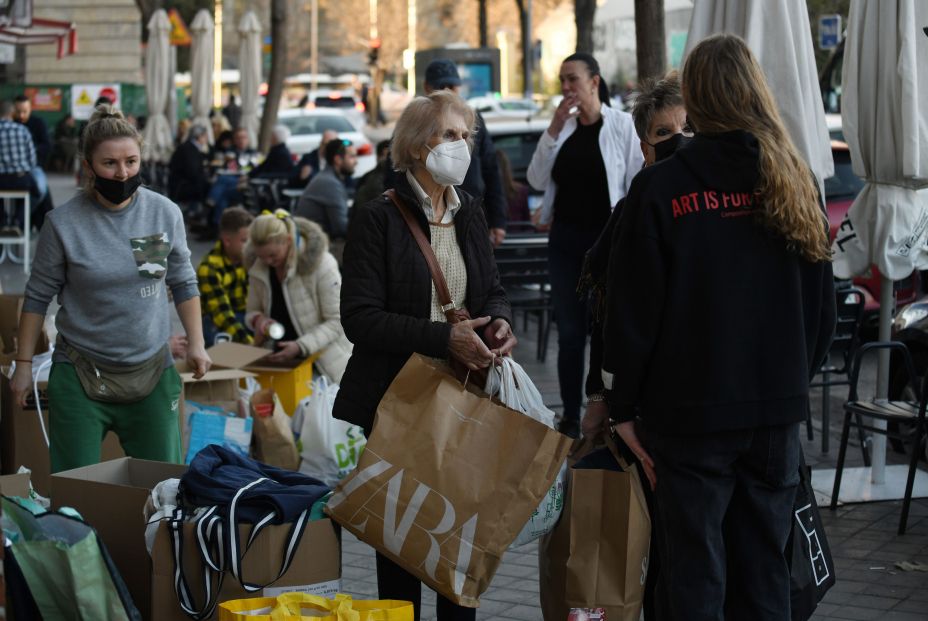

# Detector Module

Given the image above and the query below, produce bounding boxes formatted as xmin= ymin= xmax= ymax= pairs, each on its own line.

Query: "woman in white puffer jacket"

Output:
xmin=244 ymin=209 xmax=352 ymax=382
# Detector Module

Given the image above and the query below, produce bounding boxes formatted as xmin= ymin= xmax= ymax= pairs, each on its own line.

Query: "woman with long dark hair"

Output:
xmin=526 ymin=52 xmax=644 ymax=437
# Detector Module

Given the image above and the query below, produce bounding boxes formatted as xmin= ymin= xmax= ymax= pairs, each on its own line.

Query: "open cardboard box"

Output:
xmin=180 ymin=342 xmax=314 ymax=416
xmin=0 ymin=472 xmax=31 ymax=497
xmin=50 ymin=457 xmax=189 ymax=619
xmin=150 ymin=515 xmax=341 ymax=620
xmin=0 ymin=294 xmax=123 ymax=494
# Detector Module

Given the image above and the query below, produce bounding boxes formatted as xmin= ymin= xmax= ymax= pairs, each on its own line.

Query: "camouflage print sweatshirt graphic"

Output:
xmin=24 ymin=188 xmax=200 ymax=364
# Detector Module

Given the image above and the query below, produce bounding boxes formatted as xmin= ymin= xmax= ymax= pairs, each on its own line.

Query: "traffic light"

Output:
xmin=368 ymin=38 xmax=381 ymax=66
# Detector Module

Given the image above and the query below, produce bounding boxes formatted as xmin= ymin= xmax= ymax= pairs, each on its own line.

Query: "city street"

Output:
xmin=0 ymin=173 xmax=922 ymax=620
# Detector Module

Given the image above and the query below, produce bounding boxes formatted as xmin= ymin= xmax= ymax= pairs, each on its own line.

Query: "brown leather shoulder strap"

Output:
xmin=384 ymin=189 xmax=459 ymax=323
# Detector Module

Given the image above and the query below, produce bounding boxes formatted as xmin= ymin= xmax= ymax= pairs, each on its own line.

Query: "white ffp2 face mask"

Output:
xmin=425 ymin=139 xmax=471 ymax=186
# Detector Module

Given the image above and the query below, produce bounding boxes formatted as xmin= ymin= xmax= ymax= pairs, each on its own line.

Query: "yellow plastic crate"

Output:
xmin=248 ymin=353 xmax=318 ymax=415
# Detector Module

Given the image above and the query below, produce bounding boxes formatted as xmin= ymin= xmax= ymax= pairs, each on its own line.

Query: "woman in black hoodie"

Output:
xmin=604 ymin=35 xmax=836 ymax=620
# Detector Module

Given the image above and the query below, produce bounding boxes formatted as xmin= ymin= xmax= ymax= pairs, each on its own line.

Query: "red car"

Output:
xmin=826 ymin=141 xmax=920 ymax=329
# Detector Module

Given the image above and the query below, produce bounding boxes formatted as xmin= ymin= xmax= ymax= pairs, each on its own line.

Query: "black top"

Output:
xmin=602 ymin=130 xmax=836 ymax=434
xmin=23 ymin=116 xmax=51 ymax=167
xmin=551 ymin=117 xmax=610 ymax=232
xmin=268 ymin=269 xmax=299 ymax=342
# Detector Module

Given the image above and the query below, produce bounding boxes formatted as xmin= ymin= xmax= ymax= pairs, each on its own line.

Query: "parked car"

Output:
xmin=276 ymin=108 xmax=375 ymax=179
xmin=299 ymin=90 xmax=367 ymax=128
xmin=826 ymin=140 xmax=920 ymax=331
xmin=468 ymin=96 xmax=540 ymax=119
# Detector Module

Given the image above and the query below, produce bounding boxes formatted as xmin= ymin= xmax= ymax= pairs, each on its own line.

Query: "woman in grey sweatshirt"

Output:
xmin=10 ymin=104 xmax=212 ymax=472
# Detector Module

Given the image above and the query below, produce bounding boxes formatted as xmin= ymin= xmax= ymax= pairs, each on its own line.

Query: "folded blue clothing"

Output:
xmin=181 ymin=445 xmax=330 ymax=525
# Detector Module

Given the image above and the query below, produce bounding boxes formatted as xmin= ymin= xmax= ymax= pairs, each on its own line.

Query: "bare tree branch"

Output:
xmin=259 ymin=0 xmax=288 ymax=152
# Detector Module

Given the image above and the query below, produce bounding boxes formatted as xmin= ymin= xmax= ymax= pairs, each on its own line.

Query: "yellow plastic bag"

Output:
xmin=219 ymin=593 xmax=414 ymax=621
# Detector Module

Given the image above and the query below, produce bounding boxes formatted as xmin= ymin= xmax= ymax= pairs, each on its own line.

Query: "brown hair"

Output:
xmin=682 ymin=34 xmax=830 ymax=262
xmin=219 ymin=206 xmax=255 ymax=234
xmin=391 ymin=90 xmax=475 ymax=171
xmin=80 ymin=104 xmax=143 ymax=191
xmin=632 ymin=71 xmax=683 ymax=141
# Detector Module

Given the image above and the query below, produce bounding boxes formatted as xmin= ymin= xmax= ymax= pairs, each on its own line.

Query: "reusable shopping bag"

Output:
xmin=325 ymin=353 xmax=571 ymax=607
xmin=170 ymin=445 xmax=330 ymax=619
xmin=484 ymin=357 xmax=567 ymax=547
xmin=291 ymin=376 xmax=366 ymax=487
xmin=251 ymin=388 xmax=300 ymax=470
xmin=788 ymin=450 xmax=836 ymax=621
xmin=219 ymin=593 xmax=413 ymax=620
xmin=539 ymin=435 xmax=650 ymax=621
xmin=186 ymin=400 xmax=254 ymax=464
xmin=1 ymin=495 xmax=142 ymax=620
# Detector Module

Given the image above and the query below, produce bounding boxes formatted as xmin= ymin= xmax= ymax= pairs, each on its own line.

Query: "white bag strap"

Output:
xmin=170 ymin=506 xmax=227 ymax=620
xmin=226 ymin=478 xmax=312 ymax=594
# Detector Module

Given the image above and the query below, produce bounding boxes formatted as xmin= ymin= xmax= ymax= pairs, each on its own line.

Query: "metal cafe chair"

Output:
xmin=808 ymin=285 xmax=867 ymax=454
xmin=831 ymin=341 xmax=928 ymax=534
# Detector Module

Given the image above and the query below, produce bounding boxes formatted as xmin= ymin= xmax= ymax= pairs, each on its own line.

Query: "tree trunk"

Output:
xmin=574 ymin=0 xmax=596 ymax=54
xmin=136 ymin=0 xmax=164 ymax=42
xmin=478 ymin=0 xmax=488 ymax=48
xmin=259 ymin=0 xmax=288 ymax=152
xmin=634 ymin=0 xmax=665 ymax=82
xmin=515 ymin=0 xmax=532 ymax=97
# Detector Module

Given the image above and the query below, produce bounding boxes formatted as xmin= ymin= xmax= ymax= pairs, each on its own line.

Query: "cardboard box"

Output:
xmin=0 ymin=294 xmax=123 ymax=494
xmin=182 ymin=342 xmax=315 ymax=416
xmin=150 ymin=517 xmax=341 ymax=620
xmin=0 ymin=472 xmax=31 ymax=497
xmin=0 ymin=375 xmax=125 ymax=495
xmin=50 ymin=457 xmax=188 ymax=619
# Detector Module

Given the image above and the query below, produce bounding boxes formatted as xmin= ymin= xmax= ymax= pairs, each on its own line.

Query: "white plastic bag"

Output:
xmin=485 ymin=357 xmax=566 ymax=547
xmin=291 ymin=376 xmax=366 ymax=487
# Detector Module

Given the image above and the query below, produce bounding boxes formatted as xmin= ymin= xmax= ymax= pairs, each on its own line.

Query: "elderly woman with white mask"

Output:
xmin=333 ymin=89 xmax=515 ymax=621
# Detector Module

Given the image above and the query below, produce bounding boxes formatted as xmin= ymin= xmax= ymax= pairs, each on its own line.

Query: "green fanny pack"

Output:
xmin=58 ymin=339 xmax=168 ymax=403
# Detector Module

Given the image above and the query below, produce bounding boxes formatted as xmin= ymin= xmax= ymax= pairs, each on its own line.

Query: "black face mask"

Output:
xmin=652 ymin=133 xmax=692 ymax=162
xmin=92 ymin=171 xmax=142 ymax=205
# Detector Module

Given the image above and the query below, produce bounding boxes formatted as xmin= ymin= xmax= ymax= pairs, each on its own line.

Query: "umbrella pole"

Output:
xmin=872 ymin=277 xmax=893 ymax=485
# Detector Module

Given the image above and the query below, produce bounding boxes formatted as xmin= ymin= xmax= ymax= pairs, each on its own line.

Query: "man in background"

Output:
xmin=0 ymin=100 xmax=38 ymax=231
xmin=13 ymin=94 xmax=53 ymax=230
xmin=291 ymin=128 xmax=338 ymax=189
xmin=423 ymin=59 xmax=508 ymax=246
xmin=296 ymin=138 xmax=357 ymax=263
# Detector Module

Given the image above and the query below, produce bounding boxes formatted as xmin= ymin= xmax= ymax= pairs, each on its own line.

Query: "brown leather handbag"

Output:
xmin=385 ymin=189 xmax=487 ymax=385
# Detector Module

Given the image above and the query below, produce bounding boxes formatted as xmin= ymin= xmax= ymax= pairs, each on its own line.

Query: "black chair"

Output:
xmin=831 ymin=341 xmax=928 ymax=534
xmin=809 ymin=285 xmax=867 ymax=454
xmin=493 ymin=235 xmax=552 ymax=362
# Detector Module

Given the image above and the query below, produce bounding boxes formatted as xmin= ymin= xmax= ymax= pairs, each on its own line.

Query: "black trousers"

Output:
xmin=648 ymin=422 xmax=801 ymax=621
xmin=375 ymin=552 xmax=476 ymax=621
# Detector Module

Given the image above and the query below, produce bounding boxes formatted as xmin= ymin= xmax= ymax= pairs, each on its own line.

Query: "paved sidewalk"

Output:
xmin=11 ymin=174 xmax=928 ymax=620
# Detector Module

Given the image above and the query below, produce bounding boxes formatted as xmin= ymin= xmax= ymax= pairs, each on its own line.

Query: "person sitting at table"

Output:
xmin=244 ymin=209 xmax=352 ymax=382
xmin=202 ymin=127 xmax=258 ymax=240
xmin=295 ymin=139 xmax=357 ymax=265
xmin=168 ymin=124 xmax=210 ymax=213
xmin=250 ymin=125 xmax=295 ymax=179
xmin=291 ymin=129 xmax=337 ymax=189
xmin=198 ymin=206 xmax=255 ymax=345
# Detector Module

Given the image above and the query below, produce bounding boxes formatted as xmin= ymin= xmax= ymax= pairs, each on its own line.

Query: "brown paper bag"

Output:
xmin=251 ymin=388 xmax=300 ymax=470
xmin=538 ymin=437 xmax=596 ymax=621
xmin=553 ymin=437 xmax=651 ymax=621
xmin=325 ymin=353 xmax=571 ymax=608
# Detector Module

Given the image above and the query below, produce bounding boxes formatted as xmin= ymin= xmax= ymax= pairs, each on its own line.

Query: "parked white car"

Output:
xmin=277 ymin=108 xmax=375 ymax=179
xmin=467 ymin=96 xmax=540 ymax=119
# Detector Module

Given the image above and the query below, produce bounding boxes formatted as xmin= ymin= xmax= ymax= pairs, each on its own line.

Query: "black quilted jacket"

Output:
xmin=333 ymin=175 xmax=512 ymax=432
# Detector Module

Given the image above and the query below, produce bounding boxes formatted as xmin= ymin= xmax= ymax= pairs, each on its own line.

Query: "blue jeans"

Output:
xmin=208 ymin=174 xmax=243 ymax=227
xmin=648 ymin=423 xmax=801 ymax=621
xmin=548 ymin=223 xmax=599 ymax=421
xmin=31 ymin=167 xmax=48 ymax=201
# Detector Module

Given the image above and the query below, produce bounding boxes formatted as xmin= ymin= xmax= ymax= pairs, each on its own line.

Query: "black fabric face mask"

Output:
xmin=93 ymin=172 xmax=142 ymax=205
xmin=653 ymin=133 xmax=692 ymax=162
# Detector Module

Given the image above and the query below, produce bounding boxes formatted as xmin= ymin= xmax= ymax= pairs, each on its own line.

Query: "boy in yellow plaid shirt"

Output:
xmin=198 ymin=207 xmax=254 ymax=344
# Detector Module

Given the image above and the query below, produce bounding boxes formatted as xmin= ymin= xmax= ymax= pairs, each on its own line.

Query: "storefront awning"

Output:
xmin=0 ymin=17 xmax=77 ymax=59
